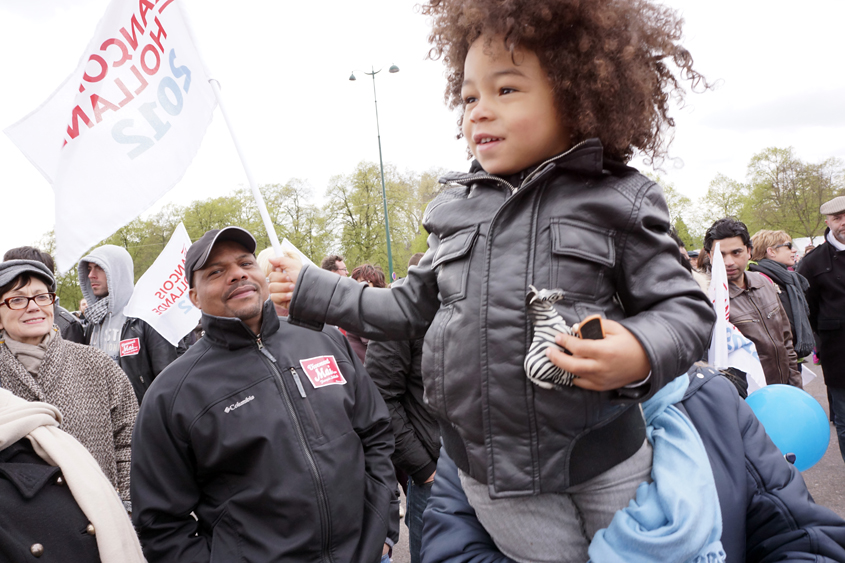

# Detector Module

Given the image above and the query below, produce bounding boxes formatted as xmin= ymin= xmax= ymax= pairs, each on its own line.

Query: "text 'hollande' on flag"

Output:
xmin=4 ymin=0 xmax=217 ymax=273
xmin=123 ymin=222 xmax=200 ymax=347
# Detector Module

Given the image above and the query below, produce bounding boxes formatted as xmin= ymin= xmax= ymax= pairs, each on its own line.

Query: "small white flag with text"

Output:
xmin=124 ymin=222 xmax=199 ymax=346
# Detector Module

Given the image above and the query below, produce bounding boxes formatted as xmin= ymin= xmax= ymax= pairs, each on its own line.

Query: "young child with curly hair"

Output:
xmin=271 ymin=0 xmax=717 ymax=560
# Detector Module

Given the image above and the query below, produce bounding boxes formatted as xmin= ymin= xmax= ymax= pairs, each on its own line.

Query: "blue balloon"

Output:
xmin=746 ymin=384 xmax=830 ymax=471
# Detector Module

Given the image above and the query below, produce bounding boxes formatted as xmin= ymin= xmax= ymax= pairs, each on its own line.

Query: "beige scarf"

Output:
xmin=0 ymin=388 xmax=146 ymax=563
xmin=1 ymin=326 xmax=58 ymax=376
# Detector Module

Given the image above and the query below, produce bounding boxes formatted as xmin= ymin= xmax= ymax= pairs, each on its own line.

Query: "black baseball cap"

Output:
xmin=185 ymin=227 xmax=257 ymax=288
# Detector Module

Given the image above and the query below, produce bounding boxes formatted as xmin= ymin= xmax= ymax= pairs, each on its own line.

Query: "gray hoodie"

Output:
xmin=78 ymin=245 xmax=135 ymax=361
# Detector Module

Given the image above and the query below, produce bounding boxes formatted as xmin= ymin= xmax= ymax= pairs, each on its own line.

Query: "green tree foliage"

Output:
xmin=745 ymin=147 xmax=844 ymax=240
xmin=646 ymin=173 xmax=702 ymax=247
xmin=673 ymin=217 xmax=696 ymax=249
xmin=324 ymin=162 xmax=443 ymax=279
xmin=700 ymin=173 xmax=752 ymax=229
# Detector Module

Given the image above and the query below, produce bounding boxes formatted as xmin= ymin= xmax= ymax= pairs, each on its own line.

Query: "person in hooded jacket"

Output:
xmin=78 ymin=245 xmax=179 ymax=403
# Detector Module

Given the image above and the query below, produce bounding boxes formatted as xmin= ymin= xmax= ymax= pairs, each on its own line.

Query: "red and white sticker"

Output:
xmin=119 ymin=338 xmax=140 ymax=357
xmin=299 ymin=355 xmax=347 ymax=388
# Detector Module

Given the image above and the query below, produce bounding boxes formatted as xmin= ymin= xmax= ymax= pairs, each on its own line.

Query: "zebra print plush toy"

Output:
xmin=524 ymin=285 xmax=578 ymax=389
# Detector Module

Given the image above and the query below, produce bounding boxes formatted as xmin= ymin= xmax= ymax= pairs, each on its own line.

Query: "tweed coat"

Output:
xmin=0 ymin=327 xmax=138 ymax=503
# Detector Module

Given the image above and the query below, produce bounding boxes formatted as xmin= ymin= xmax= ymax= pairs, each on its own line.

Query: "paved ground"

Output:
xmin=389 ymin=363 xmax=845 ymax=562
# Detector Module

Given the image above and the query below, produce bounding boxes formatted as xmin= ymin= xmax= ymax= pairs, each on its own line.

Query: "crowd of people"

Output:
xmin=2 ymin=0 xmax=845 ymax=561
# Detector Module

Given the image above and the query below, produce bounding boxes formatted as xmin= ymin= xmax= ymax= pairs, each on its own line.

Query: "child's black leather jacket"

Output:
xmin=289 ymin=138 xmax=715 ymax=497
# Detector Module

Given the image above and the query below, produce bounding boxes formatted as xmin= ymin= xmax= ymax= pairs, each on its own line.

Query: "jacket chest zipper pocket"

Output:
xmin=290 ymin=368 xmax=323 ymax=439
xmin=549 ymin=220 xmax=615 ymax=301
xmin=431 ymin=225 xmax=479 ymax=305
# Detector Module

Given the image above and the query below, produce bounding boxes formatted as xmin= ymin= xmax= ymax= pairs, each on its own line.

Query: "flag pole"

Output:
xmin=209 ymin=79 xmax=283 ymax=256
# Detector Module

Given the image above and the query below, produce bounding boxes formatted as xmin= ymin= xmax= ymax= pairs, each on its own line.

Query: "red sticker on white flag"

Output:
xmin=299 ymin=356 xmax=347 ymax=388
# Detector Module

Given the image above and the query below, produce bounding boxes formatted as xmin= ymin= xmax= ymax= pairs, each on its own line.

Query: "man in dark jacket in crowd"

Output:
xmin=705 ymin=218 xmax=802 ymax=387
xmin=77 ymin=245 xmax=178 ymax=403
xmin=3 ymin=246 xmax=85 ymax=344
xmin=131 ymin=227 xmax=398 ymax=563
xmin=365 ymin=252 xmax=440 ymax=563
xmin=798 ymin=196 xmax=845 ymax=463
xmin=420 ymin=364 xmax=845 ymax=563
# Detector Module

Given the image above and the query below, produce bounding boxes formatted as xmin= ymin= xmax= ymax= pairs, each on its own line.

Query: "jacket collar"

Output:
xmin=728 ymin=270 xmax=768 ymax=298
xmin=200 ymin=299 xmax=281 ymax=350
xmin=439 ymin=138 xmax=613 ymax=188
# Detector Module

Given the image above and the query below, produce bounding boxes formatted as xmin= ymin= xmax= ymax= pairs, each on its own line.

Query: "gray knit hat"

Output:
xmin=820 ymin=196 xmax=845 ymax=216
xmin=0 ymin=260 xmax=57 ymax=293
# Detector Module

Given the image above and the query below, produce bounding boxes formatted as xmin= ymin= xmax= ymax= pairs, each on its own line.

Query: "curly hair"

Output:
xmin=421 ymin=0 xmax=709 ymax=163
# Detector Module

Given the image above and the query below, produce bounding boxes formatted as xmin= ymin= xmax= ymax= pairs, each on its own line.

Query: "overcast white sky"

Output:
xmin=2 ymin=0 xmax=844 ymax=258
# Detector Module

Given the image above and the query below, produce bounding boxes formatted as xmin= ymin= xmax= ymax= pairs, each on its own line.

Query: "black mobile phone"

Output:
xmin=576 ymin=314 xmax=605 ymax=340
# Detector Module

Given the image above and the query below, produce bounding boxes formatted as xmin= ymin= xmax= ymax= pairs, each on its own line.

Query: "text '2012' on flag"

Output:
xmin=4 ymin=0 xmax=216 ymax=273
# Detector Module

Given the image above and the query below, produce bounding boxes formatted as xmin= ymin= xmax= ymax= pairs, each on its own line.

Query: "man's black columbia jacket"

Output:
xmin=131 ymin=300 xmax=398 ymax=562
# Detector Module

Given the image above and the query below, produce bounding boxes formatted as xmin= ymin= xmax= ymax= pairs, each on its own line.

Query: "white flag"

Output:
xmin=708 ymin=242 xmax=767 ymax=392
xmin=4 ymin=0 xmax=216 ymax=273
xmin=708 ymin=242 xmax=729 ymax=368
xmin=124 ymin=222 xmax=199 ymax=346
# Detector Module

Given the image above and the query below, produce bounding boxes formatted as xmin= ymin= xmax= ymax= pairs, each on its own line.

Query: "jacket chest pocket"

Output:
xmin=432 ymin=225 xmax=479 ymax=305
xmin=550 ymin=220 xmax=616 ymax=301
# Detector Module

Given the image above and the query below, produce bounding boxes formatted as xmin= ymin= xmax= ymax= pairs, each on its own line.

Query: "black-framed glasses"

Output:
xmin=773 ymin=241 xmax=794 ymax=251
xmin=0 ymin=293 xmax=56 ymax=310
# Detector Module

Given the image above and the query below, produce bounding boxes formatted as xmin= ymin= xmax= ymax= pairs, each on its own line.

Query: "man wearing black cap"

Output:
xmin=799 ymin=196 xmax=845 ymax=464
xmin=130 ymin=227 xmax=398 ymax=563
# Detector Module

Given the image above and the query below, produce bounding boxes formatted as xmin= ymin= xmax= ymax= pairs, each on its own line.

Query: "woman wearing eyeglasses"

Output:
xmin=749 ymin=231 xmax=815 ymax=359
xmin=0 ymin=260 xmax=138 ymax=511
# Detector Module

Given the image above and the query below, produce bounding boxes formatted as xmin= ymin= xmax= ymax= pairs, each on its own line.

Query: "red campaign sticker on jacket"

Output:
xmin=299 ymin=355 xmax=347 ymax=388
xmin=120 ymin=338 xmax=140 ymax=357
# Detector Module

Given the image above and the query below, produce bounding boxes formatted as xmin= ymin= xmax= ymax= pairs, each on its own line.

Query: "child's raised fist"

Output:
xmin=268 ymin=254 xmax=301 ymax=310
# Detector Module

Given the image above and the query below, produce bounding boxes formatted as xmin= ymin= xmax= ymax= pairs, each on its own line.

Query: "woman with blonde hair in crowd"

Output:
xmin=749 ymin=230 xmax=814 ymax=358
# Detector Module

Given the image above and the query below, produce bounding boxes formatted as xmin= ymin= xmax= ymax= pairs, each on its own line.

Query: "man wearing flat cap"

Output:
xmin=798 ymin=196 xmax=845 ymax=464
xmin=130 ymin=226 xmax=398 ymax=563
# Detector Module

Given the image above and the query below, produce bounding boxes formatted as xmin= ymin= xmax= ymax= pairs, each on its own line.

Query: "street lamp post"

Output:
xmin=349 ymin=64 xmax=399 ymax=281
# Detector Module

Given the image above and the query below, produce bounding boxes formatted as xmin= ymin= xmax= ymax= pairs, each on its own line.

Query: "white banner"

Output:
xmin=124 ymin=222 xmax=199 ymax=346
xmin=5 ymin=0 xmax=216 ymax=273
xmin=708 ymin=242 xmax=729 ymax=369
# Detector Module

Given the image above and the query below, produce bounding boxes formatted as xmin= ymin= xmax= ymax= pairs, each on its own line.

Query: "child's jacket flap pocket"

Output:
xmin=432 ymin=225 xmax=479 ymax=269
xmin=551 ymin=220 xmax=615 ymax=267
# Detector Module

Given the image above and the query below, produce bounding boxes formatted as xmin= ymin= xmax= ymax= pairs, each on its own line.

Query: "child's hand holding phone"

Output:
xmin=547 ymin=319 xmax=651 ymax=392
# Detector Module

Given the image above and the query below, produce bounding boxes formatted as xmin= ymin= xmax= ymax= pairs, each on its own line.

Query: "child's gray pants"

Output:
xmin=459 ymin=439 xmax=653 ymax=563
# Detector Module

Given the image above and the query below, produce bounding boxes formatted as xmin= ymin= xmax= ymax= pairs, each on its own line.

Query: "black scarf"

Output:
xmin=750 ymin=259 xmax=814 ymax=358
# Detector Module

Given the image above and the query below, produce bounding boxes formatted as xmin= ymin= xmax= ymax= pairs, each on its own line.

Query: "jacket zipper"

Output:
xmin=449 ymin=140 xmax=592 ymax=196
xmin=747 ymin=291 xmax=786 ymax=382
xmin=257 ymin=337 xmax=333 ymax=563
xmin=519 ymin=139 xmax=591 ymax=189
xmin=289 ymin=367 xmax=323 ymax=438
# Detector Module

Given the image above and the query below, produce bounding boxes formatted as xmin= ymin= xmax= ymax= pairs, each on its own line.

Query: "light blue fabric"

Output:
xmin=588 ymin=375 xmax=726 ymax=563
